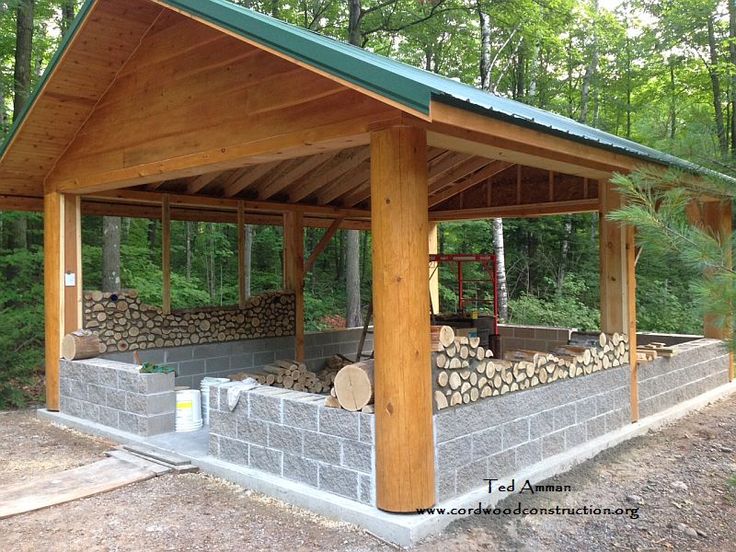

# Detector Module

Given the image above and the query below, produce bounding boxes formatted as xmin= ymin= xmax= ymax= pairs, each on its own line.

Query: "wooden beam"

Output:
xmin=599 ymin=181 xmax=637 ymax=421
xmin=428 ymin=223 xmax=439 ymax=314
xmin=238 ymin=201 xmax=246 ymax=308
xmin=0 ymin=195 xmax=43 ymax=212
xmin=283 ymin=211 xmax=305 ymax=362
xmin=288 ymin=147 xmax=371 ymax=203
xmin=428 ymin=156 xmax=491 ymax=194
xmin=371 ymin=125 xmax=434 ymax=512
xmin=187 ymin=171 xmax=222 ymax=194
xmin=88 ymin=188 xmax=370 ymax=219
xmin=222 ymin=161 xmax=282 ymax=198
xmin=256 ymin=152 xmax=336 ymax=200
xmin=44 ymin=192 xmax=64 ymax=411
xmin=162 ymin=194 xmax=171 ymax=315
xmin=428 ymin=161 xmax=512 ymax=208
xmin=63 ymin=195 xmax=82 ymax=334
xmin=305 ymin=217 xmax=343 ymax=273
xmin=430 ymin=198 xmax=599 ymax=221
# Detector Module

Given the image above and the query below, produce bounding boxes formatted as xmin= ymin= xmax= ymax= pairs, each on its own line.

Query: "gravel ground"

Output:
xmin=1 ymin=397 xmax=735 ymax=551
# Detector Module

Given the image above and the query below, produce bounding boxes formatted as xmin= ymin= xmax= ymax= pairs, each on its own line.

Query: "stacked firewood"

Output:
xmin=231 ymin=359 xmax=337 ymax=393
xmin=434 ymin=330 xmax=630 ymax=411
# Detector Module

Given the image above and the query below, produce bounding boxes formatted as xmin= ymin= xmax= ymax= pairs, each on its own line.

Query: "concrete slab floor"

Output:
xmin=38 ymin=379 xmax=736 ymax=548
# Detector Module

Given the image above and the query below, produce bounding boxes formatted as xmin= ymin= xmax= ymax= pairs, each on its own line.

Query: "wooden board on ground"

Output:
xmin=0 ymin=455 xmax=161 ymax=520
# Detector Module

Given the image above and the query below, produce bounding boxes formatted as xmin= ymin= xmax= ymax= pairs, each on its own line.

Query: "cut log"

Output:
xmin=61 ymin=331 xmax=101 ymax=361
xmin=333 ymin=360 xmax=374 ymax=412
xmin=437 ymin=371 xmax=449 ymax=387
xmin=459 ymin=346 xmax=469 ymax=360
xmin=431 ymin=325 xmax=455 ymax=350
xmin=449 ymin=357 xmax=462 ymax=369
xmin=324 ymin=395 xmax=341 ymax=408
xmin=434 ymin=391 xmax=448 ymax=410
xmin=470 ymin=387 xmax=479 ymax=401
xmin=468 ymin=337 xmax=480 ymax=348
xmin=450 ymin=392 xmax=462 ymax=406
xmin=449 ymin=372 xmax=462 ymax=390
xmin=435 ymin=353 xmax=447 ymax=368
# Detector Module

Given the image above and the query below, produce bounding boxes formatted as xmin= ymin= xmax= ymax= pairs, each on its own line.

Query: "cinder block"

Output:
xmin=125 ymin=392 xmax=147 ymax=415
xmin=436 ymin=435 xmax=473 ymax=471
xmin=359 ymin=413 xmax=374 ymax=443
xmin=68 ymin=379 xmax=88 ymax=401
xmin=146 ymin=392 xmax=175 ymax=415
xmin=542 ymin=430 xmax=566 ymax=458
xmin=210 ymin=410 xmax=237 ymax=437
xmin=164 ymin=345 xmax=194 ymax=362
xmin=603 ymin=409 xmax=624 ymax=432
xmin=78 ymin=364 xmax=101 ymax=385
xmin=81 ymin=401 xmax=100 ymax=423
xmin=117 ymin=370 xmax=145 ymax=393
xmin=456 ymin=458 xmax=488 ymax=495
xmin=249 ymin=444 xmax=283 ymax=474
xmin=436 ymin=469 xmax=457 ymax=500
xmin=98 ymin=366 xmax=119 ymax=388
xmin=268 ymin=424 xmax=304 ymax=455
xmin=282 ymin=398 xmax=319 ymax=431
xmin=193 ymin=343 xmax=232 ymax=359
xmin=174 ymin=375 xmax=193 ymax=389
xmin=229 ymin=353 xmax=253 ymax=370
xmin=144 ymin=372 xmax=174 ymax=394
xmin=514 ymin=439 xmax=542 ymax=469
xmin=319 ymin=464 xmax=359 ymax=500
xmin=529 ymin=412 xmax=554 ymax=440
xmin=236 ymin=418 xmax=268 ymax=446
xmin=471 ymin=427 xmax=502 ymax=460
xmin=60 ymin=396 xmax=83 ymax=418
xmin=341 ymin=440 xmax=373 ymax=474
xmin=303 ymin=431 xmax=342 ymax=464
xmin=283 ymin=453 xmax=319 ymax=487
xmin=98 ymin=406 xmax=119 ymax=428
xmin=59 ymin=377 xmax=72 ymax=398
xmin=249 ymin=391 xmax=283 ymax=423
xmin=205 ymin=356 xmax=231 ymax=374
xmin=209 ymin=435 xmax=220 ymax=457
xmin=359 ymin=474 xmax=375 ymax=505
xmin=319 ymin=407 xmax=359 ymax=440
xmin=253 ymin=350 xmax=275 ymax=366
xmin=564 ymin=424 xmax=586 ymax=449
xmin=486 ymin=449 xmax=516 ymax=479
xmin=145 ymin=413 xmax=175 ymax=435
xmin=118 ymin=411 xmax=144 ymax=434
xmin=585 ymin=415 xmax=606 ymax=440
xmin=219 ymin=436 xmax=249 ymax=464
xmin=177 ymin=359 xmax=205 ymax=377
xmin=596 ymin=392 xmax=615 ymax=416
xmin=501 ymin=418 xmax=529 ymax=449
xmin=552 ymin=403 xmax=576 ymax=431
xmin=87 ymin=383 xmax=107 ymax=405
xmin=209 ymin=385 xmax=220 ymax=412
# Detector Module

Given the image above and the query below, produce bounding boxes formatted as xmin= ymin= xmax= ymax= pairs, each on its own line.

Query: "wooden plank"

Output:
xmin=283 ymin=211 xmax=305 ymax=362
xmin=162 ymin=194 xmax=171 ymax=315
xmin=187 ymin=171 xmax=222 ymax=194
xmin=288 ymin=147 xmax=370 ymax=203
xmin=238 ymin=201 xmax=246 ymax=308
xmin=430 ymin=198 xmax=599 ymax=221
xmin=428 ymin=160 xmax=512 ymax=208
xmin=63 ymin=194 xmax=82 ymax=334
xmin=256 ymin=151 xmax=337 ymax=200
xmin=0 ymin=457 xmax=157 ymax=520
xmin=599 ymin=181 xmax=630 ymax=333
xmin=429 ymin=223 xmax=439 ymax=314
xmin=44 ymin=192 xmax=63 ymax=411
xmin=304 ymin=217 xmax=343 ymax=273
xmin=371 ymin=126 xmax=435 ymax=512
xmin=428 ymin=156 xmax=491 ymax=194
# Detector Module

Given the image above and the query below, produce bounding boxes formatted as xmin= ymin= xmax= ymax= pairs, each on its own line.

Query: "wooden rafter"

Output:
xmin=316 ymin=160 xmax=371 ymax=205
xmin=186 ymin=170 xmax=223 ymax=194
xmin=428 ymin=161 xmax=512 ymax=208
xmin=430 ymin=198 xmax=599 ymax=221
xmin=288 ymin=147 xmax=370 ymax=202
xmin=428 ymin=156 xmax=493 ymax=194
xmin=222 ymin=160 xmax=283 ymax=197
xmin=256 ymin=151 xmax=337 ymax=200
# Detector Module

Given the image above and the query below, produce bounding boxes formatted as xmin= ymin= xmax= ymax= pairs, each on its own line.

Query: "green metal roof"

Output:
xmin=0 ymin=0 xmax=725 ymax=180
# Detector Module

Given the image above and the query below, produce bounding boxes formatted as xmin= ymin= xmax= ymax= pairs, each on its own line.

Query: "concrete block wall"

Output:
xmin=434 ymin=363 xmax=630 ymax=501
xmin=103 ymin=327 xmax=373 ymax=389
xmin=208 ymin=384 xmax=375 ymax=505
xmin=638 ymin=338 xmax=729 ymax=418
xmin=60 ymin=358 xmax=175 ymax=436
xmin=498 ymin=324 xmax=574 ymax=357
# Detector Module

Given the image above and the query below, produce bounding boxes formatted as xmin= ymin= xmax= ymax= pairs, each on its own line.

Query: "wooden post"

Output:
xmin=63 ymin=194 xmax=82 ymax=333
xmin=44 ymin=193 xmax=63 ymax=411
xmin=599 ymin=181 xmax=638 ymax=421
xmin=428 ymin=223 xmax=439 ymax=314
xmin=283 ymin=211 xmax=305 ymax=362
xmin=371 ymin=125 xmax=435 ymax=512
xmin=238 ymin=201 xmax=246 ymax=308
xmin=701 ymin=200 xmax=734 ymax=380
xmin=162 ymin=194 xmax=171 ymax=315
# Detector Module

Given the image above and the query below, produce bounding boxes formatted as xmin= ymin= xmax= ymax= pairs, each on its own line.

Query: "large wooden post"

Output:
xmin=428 ymin=223 xmax=439 ymax=314
xmin=371 ymin=125 xmax=435 ymax=512
xmin=283 ymin=211 xmax=305 ymax=362
xmin=701 ymin=200 xmax=734 ymax=380
xmin=45 ymin=192 xmax=82 ymax=411
xmin=599 ymin=181 xmax=638 ymax=421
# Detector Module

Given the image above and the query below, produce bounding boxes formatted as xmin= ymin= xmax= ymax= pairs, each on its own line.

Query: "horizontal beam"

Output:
xmin=429 ymin=198 xmax=599 ymax=221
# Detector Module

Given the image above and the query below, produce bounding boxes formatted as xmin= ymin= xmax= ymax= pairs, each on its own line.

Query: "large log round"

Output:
xmin=333 ymin=360 xmax=374 ymax=411
xmin=61 ymin=332 xmax=101 ymax=361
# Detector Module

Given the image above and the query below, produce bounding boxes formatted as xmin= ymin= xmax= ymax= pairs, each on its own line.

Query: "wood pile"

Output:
xmin=230 ymin=359 xmax=336 ymax=393
xmin=434 ymin=329 xmax=630 ymax=411
xmin=637 ymin=342 xmax=677 ymax=361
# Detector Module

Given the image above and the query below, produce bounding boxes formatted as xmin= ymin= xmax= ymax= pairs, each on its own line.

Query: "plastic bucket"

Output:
xmin=200 ymin=377 xmax=229 ymax=425
xmin=175 ymin=389 xmax=203 ymax=432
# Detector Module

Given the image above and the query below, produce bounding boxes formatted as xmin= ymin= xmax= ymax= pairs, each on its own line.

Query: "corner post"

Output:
xmin=371 ymin=125 xmax=435 ymax=512
xmin=283 ymin=211 xmax=305 ymax=362
xmin=599 ymin=180 xmax=638 ymax=421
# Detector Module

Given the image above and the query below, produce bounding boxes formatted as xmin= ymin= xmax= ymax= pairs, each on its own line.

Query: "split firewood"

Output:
xmin=333 ymin=360 xmax=374 ymax=411
xmin=431 ymin=325 xmax=456 ymax=350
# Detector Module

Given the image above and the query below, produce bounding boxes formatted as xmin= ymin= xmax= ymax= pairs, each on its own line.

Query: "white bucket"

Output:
xmin=200 ymin=377 xmax=229 ymax=425
xmin=175 ymin=389 xmax=203 ymax=432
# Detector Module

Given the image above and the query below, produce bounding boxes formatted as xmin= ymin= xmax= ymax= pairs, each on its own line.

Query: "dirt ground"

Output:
xmin=1 ymin=397 xmax=735 ymax=552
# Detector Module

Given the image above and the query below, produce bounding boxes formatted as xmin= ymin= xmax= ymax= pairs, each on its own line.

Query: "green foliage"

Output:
xmin=139 ymin=362 xmax=176 ymax=375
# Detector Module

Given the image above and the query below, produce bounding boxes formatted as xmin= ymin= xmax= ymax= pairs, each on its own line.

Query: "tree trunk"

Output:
xmin=492 ymin=218 xmax=509 ymax=321
xmin=348 ymin=0 xmax=362 ymax=46
xmin=60 ymin=0 xmax=75 ymax=36
xmin=477 ymin=3 xmax=491 ymax=90
xmin=557 ymin=216 xmax=573 ymax=294
xmin=102 ymin=216 xmax=121 ymax=292
xmin=669 ymin=57 xmax=676 ymax=141
xmin=707 ymin=16 xmax=728 ymax=157
xmin=729 ymin=0 xmax=736 ymax=154
xmin=244 ymin=224 xmax=254 ymax=298
xmin=580 ymin=0 xmax=598 ymax=125
xmin=185 ymin=221 xmax=193 ymax=280
xmin=345 ymin=229 xmax=362 ymax=327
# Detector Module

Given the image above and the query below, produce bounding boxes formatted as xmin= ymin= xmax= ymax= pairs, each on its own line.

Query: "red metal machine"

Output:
xmin=429 ymin=253 xmax=499 ymax=335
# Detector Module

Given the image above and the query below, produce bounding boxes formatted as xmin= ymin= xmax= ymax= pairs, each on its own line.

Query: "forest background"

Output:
xmin=0 ymin=0 xmax=731 ymax=406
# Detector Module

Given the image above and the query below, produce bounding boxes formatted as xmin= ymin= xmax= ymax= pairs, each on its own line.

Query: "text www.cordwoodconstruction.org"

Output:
xmin=416 ymin=502 xmax=640 ymax=519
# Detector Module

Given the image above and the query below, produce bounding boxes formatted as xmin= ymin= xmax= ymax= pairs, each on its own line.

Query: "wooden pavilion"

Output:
xmin=0 ymin=0 xmax=731 ymax=513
